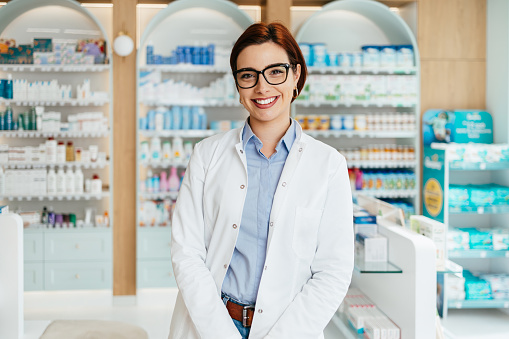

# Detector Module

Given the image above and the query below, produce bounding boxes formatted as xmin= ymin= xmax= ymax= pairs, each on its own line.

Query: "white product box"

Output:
xmin=410 ymin=215 xmax=446 ymax=271
xmin=356 ymin=232 xmax=388 ymax=262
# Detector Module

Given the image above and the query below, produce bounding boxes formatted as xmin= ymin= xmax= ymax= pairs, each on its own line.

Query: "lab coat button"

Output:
xmin=264 ymin=266 xmax=267 ymax=270
xmin=240 ymin=150 xmax=244 ymax=154
xmin=224 ymin=264 xmax=227 ymax=269
xmin=282 ymin=182 xmax=287 ymax=187
xmin=299 ymin=148 xmax=303 ymax=152
xmin=269 ymin=222 xmax=273 ymax=227
xmin=233 ymin=224 xmax=237 ymax=229
xmin=258 ymin=309 xmax=263 ymax=313
xmin=240 ymin=185 xmax=245 ymax=189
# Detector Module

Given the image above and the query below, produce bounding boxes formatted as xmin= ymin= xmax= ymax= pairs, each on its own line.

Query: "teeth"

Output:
xmin=255 ymin=97 xmax=276 ymax=105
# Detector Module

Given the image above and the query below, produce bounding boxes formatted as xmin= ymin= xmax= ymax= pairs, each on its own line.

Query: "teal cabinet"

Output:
xmin=45 ymin=231 xmax=112 ymax=261
xmin=44 ymin=262 xmax=112 ymax=290
xmin=24 ymin=232 xmax=44 ymax=261
xmin=137 ymin=259 xmax=177 ymax=288
xmin=24 ymin=262 xmax=44 ymax=291
xmin=137 ymin=227 xmax=171 ymax=259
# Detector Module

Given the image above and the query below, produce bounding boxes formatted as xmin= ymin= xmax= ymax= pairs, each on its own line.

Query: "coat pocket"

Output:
xmin=292 ymin=207 xmax=323 ymax=260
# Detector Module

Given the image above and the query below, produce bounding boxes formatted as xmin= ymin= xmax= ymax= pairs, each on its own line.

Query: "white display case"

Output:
xmin=294 ymin=0 xmax=421 ymax=213
xmin=0 ymin=0 xmax=113 ymax=291
xmin=135 ymin=0 xmax=253 ymax=288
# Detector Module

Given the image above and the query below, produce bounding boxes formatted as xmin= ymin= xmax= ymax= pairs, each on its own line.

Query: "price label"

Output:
xmin=478 ymin=206 xmax=484 ymax=214
xmin=480 ymin=163 xmax=486 ymax=170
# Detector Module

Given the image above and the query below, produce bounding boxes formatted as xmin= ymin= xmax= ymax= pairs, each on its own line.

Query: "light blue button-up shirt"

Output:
xmin=221 ymin=118 xmax=296 ymax=304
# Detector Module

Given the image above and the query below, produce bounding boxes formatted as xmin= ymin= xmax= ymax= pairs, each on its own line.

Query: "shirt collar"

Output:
xmin=242 ymin=118 xmax=296 ymax=153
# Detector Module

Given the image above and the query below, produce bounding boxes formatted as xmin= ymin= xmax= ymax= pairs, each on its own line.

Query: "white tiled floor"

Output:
xmin=24 ymin=288 xmax=178 ymax=339
xmin=24 ymin=288 xmax=509 ymax=339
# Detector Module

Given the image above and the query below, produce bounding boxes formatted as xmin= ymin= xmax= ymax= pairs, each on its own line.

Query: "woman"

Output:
xmin=169 ymin=22 xmax=353 ymax=339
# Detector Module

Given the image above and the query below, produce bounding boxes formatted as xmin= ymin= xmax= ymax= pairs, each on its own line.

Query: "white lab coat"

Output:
xmin=169 ymin=122 xmax=354 ymax=339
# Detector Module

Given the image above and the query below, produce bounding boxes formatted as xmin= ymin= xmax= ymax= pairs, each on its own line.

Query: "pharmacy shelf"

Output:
xmin=449 ymin=161 xmax=509 ymax=171
xmin=329 ymin=312 xmax=363 ymax=339
xmin=140 ymin=65 xmax=230 ymax=73
xmin=448 ymin=299 xmax=509 ymax=309
xmin=449 ymin=249 xmax=509 ymax=259
xmin=347 ymin=160 xmax=417 ymax=168
xmin=294 ymin=100 xmax=416 ymax=108
xmin=140 ymin=129 xmax=217 ymax=138
xmin=140 ymin=161 xmax=188 ymax=169
xmin=353 ymin=189 xmax=417 ymax=198
xmin=0 ymin=161 xmax=109 ymax=169
xmin=25 ymin=223 xmax=110 ymax=231
xmin=0 ymin=64 xmax=110 ymax=72
xmin=304 ymin=130 xmax=417 ymax=139
xmin=0 ymin=99 xmax=109 ymax=106
xmin=0 ymin=191 xmax=109 ymax=201
xmin=449 ymin=204 xmax=509 ymax=214
xmin=437 ymin=260 xmax=463 ymax=275
xmin=139 ymin=192 xmax=179 ymax=200
xmin=0 ymin=130 xmax=109 ymax=138
xmin=140 ymin=99 xmax=240 ymax=107
xmin=354 ymin=257 xmax=402 ymax=273
xmin=307 ymin=66 xmax=417 ymax=75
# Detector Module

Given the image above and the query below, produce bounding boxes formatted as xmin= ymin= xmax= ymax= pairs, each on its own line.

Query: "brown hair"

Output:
xmin=230 ymin=22 xmax=307 ymax=102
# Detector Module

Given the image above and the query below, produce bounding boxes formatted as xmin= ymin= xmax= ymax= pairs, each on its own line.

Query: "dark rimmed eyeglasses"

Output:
xmin=233 ymin=63 xmax=291 ymax=89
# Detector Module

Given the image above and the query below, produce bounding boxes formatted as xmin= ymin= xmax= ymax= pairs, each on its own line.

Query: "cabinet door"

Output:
xmin=44 ymin=261 xmax=112 ymax=290
xmin=137 ymin=228 xmax=172 ymax=259
xmin=44 ymin=231 xmax=112 ymax=261
xmin=137 ymin=259 xmax=177 ymax=288
xmin=24 ymin=233 xmax=44 ymax=261
xmin=24 ymin=262 xmax=44 ymax=291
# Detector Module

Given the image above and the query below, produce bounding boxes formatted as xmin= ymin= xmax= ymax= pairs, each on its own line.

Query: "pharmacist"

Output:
xmin=169 ymin=22 xmax=354 ymax=339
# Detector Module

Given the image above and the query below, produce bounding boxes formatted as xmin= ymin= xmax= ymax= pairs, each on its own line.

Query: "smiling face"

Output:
xmin=236 ymin=42 xmax=300 ymax=128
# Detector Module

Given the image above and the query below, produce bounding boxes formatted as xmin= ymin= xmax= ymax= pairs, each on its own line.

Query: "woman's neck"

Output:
xmin=249 ymin=115 xmax=291 ymax=158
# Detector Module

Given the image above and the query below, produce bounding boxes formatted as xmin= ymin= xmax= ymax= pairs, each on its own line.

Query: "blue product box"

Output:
xmin=139 ymin=117 xmax=147 ymax=130
xmin=207 ymin=44 xmax=215 ymax=65
xmin=200 ymin=112 xmax=208 ymax=130
xmin=469 ymin=185 xmax=496 ymax=206
xmin=163 ymin=110 xmax=172 ymax=130
xmin=448 ymin=185 xmax=470 ymax=206
xmin=181 ymin=106 xmax=191 ymax=129
xmin=172 ymin=106 xmax=182 ymax=130
xmin=192 ymin=47 xmax=201 ymax=65
xmin=177 ymin=46 xmax=185 ymax=64
xmin=33 ymin=38 xmax=53 ymax=52
xmin=184 ymin=46 xmax=192 ymax=64
xmin=191 ymin=106 xmax=200 ymax=129
xmin=147 ymin=110 xmax=156 ymax=130
xmin=361 ymin=45 xmax=381 ymax=68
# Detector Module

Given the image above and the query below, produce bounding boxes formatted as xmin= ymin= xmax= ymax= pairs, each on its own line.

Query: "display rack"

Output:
xmin=294 ymin=0 xmax=421 ymax=215
xmin=325 ymin=194 xmax=436 ymax=339
xmin=135 ymin=0 xmax=253 ymax=288
xmin=423 ymin=143 xmax=509 ymax=317
xmin=0 ymin=0 xmax=113 ymax=291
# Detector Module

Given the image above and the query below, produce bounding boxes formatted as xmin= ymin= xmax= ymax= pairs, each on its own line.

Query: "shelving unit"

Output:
xmin=135 ymin=0 xmax=253 ymax=288
xmin=0 ymin=0 xmax=113 ymax=291
xmin=423 ymin=143 xmax=509 ymax=317
xmin=294 ymin=0 xmax=421 ymax=215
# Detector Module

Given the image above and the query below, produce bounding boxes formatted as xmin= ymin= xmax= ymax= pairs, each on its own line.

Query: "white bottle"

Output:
xmin=56 ymin=168 xmax=66 ymax=195
xmin=172 ymin=137 xmax=184 ymax=162
xmin=162 ymin=141 xmax=172 ymax=162
xmin=91 ymin=174 xmax=102 ymax=195
xmin=65 ymin=168 xmax=75 ymax=194
xmin=0 ymin=166 xmax=4 ymax=196
xmin=47 ymin=168 xmax=57 ymax=195
xmin=74 ymin=168 xmax=84 ymax=194
xmin=56 ymin=141 xmax=66 ymax=163
xmin=46 ymin=137 xmax=57 ymax=163
xmin=150 ymin=137 xmax=162 ymax=162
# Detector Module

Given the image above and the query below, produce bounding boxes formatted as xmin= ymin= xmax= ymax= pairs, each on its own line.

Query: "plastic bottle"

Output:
xmin=65 ymin=168 xmax=75 ymax=194
xmin=0 ymin=111 xmax=4 ymax=130
xmin=140 ymin=141 xmax=149 ymax=162
xmin=162 ymin=141 xmax=172 ymax=161
xmin=168 ymin=167 xmax=180 ymax=192
xmin=0 ymin=166 xmax=4 ymax=195
xmin=184 ymin=141 xmax=193 ymax=163
xmin=47 ymin=206 xmax=56 ymax=228
xmin=150 ymin=137 xmax=162 ymax=162
xmin=179 ymin=171 xmax=185 ymax=190
xmin=152 ymin=173 xmax=160 ymax=193
xmin=47 ymin=168 xmax=57 ymax=195
xmin=56 ymin=168 xmax=66 ymax=195
xmin=103 ymin=211 xmax=109 ymax=227
xmin=146 ymin=169 xmax=153 ymax=193
xmin=172 ymin=137 xmax=184 ymax=162
xmin=160 ymin=171 xmax=168 ymax=192
xmin=56 ymin=141 xmax=66 ymax=163
xmin=66 ymin=141 xmax=75 ymax=162
xmin=74 ymin=168 xmax=84 ymax=194
xmin=91 ymin=174 xmax=102 ymax=195
xmin=4 ymin=105 xmax=13 ymax=130
xmin=5 ymin=74 xmax=13 ymax=99
xmin=41 ymin=206 xmax=48 ymax=224
xmin=46 ymin=137 xmax=57 ymax=163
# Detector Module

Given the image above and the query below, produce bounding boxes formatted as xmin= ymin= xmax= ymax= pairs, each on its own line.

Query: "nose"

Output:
xmin=254 ymin=73 xmax=271 ymax=93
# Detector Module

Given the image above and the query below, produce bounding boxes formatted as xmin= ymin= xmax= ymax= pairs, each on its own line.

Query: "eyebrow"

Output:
xmin=236 ymin=62 xmax=288 ymax=72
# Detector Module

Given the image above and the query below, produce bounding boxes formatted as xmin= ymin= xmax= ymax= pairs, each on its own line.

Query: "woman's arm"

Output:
xmin=171 ymin=142 xmax=241 ymax=339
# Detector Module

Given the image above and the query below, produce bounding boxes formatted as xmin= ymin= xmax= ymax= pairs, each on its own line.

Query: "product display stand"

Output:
xmin=0 ymin=0 xmax=113 ymax=291
xmin=135 ymin=0 xmax=253 ymax=288
xmin=0 ymin=213 xmax=24 ymax=339
xmin=295 ymin=0 xmax=421 ymax=215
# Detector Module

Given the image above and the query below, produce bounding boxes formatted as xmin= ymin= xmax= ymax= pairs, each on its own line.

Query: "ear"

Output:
xmin=293 ymin=64 xmax=301 ymax=84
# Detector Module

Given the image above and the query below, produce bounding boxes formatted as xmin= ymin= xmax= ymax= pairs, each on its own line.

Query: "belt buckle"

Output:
xmin=242 ymin=305 xmax=255 ymax=327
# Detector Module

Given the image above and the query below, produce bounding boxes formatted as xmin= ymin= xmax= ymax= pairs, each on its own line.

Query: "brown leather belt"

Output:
xmin=225 ymin=299 xmax=255 ymax=327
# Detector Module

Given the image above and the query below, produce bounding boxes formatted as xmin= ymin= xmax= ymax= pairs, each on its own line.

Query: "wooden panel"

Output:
xmin=113 ymin=0 xmax=137 ymax=296
xmin=420 ymin=60 xmax=486 ymax=115
xmin=419 ymin=0 xmax=486 ymax=59
xmin=262 ymin=0 xmax=292 ymax=26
